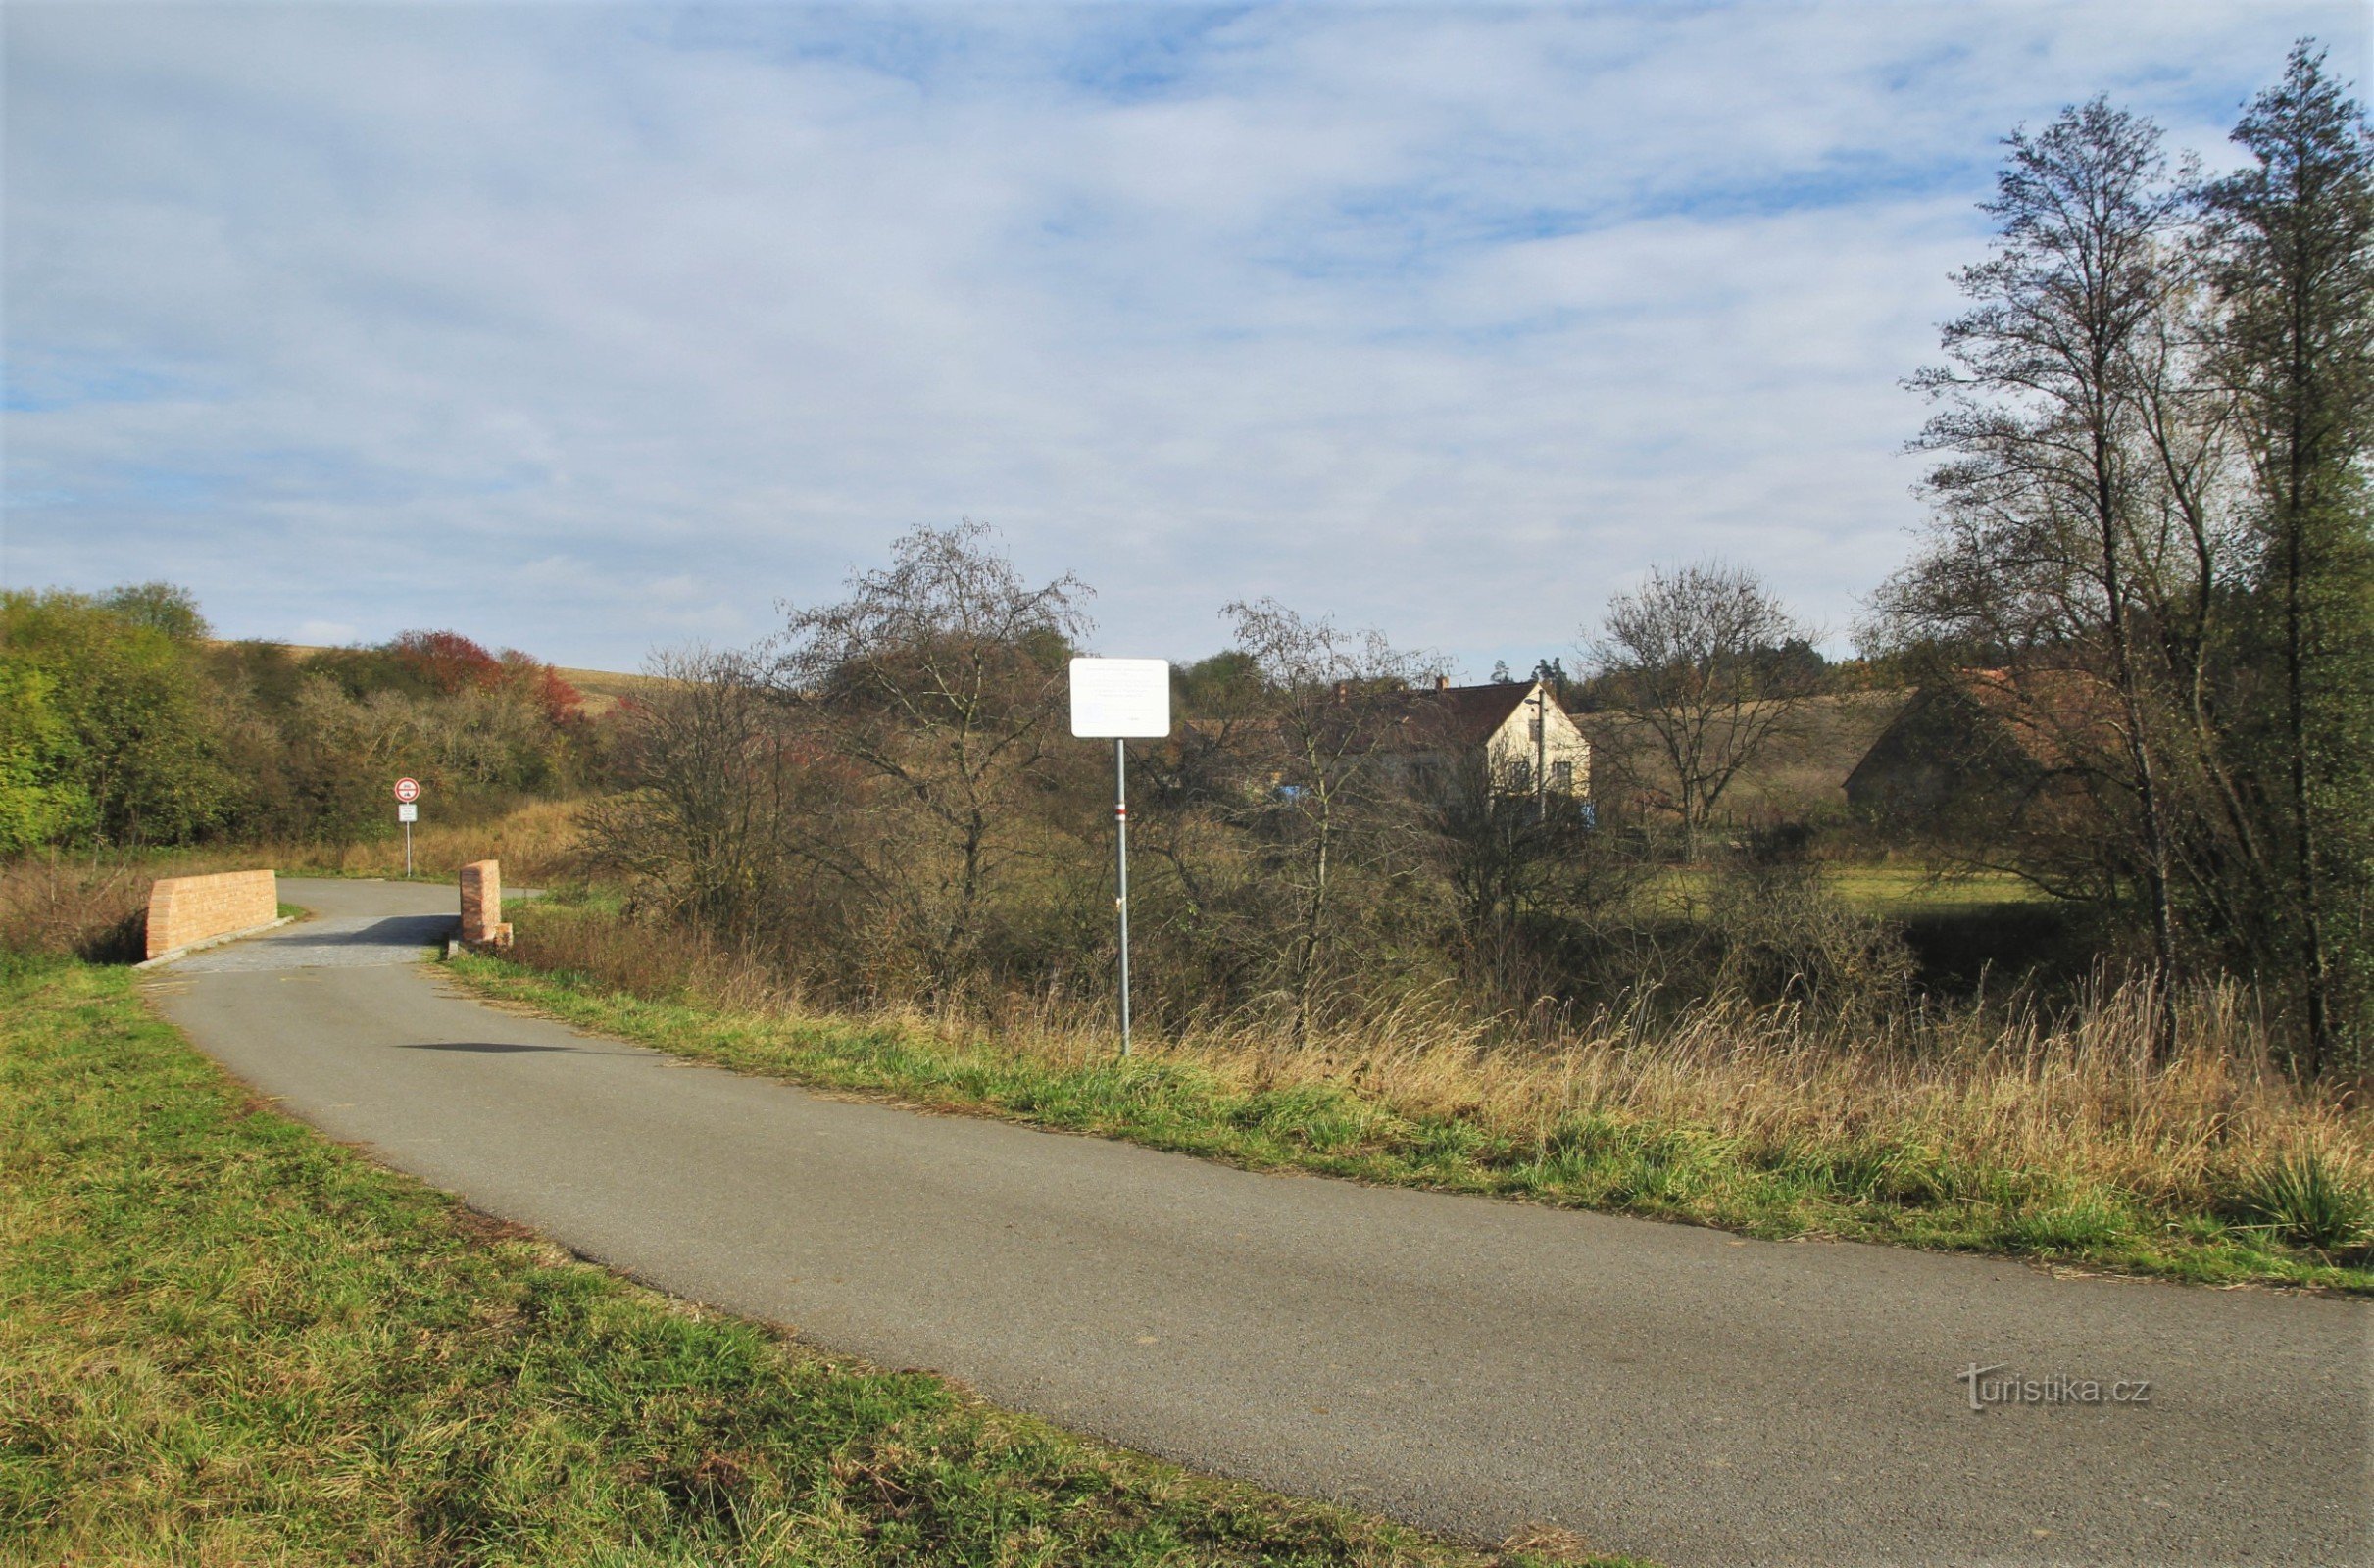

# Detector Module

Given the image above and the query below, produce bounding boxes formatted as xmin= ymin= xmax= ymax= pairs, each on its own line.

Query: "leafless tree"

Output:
xmin=1889 ymin=98 xmax=2200 ymax=1054
xmin=1406 ymin=743 xmax=1645 ymax=1004
xmin=579 ymin=645 xmax=790 ymax=936
xmin=1586 ymin=561 xmax=1817 ymax=862
xmin=1220 ymin=598 xmax=1427 ymax=1041
xmin=771 ymin=522 xmax=1091 ymax=995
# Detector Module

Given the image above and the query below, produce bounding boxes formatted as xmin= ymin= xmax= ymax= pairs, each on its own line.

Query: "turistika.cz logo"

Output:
xmin=1956 ymin=1363 xmax=2152 ymax=1411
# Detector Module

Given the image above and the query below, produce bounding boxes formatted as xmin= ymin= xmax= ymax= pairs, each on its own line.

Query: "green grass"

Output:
xmin=1643 ymin=863 xmax=2045 ymax=917
xmin=0 ymin=957 xmax=1641 ymax=1568
xmin=1818 ymin=864 xmax=2045 ymax=913
xmin=442 ymin=949 xmax=2373 ymax=1296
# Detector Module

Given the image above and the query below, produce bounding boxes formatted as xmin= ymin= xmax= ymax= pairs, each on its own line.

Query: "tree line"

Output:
xmin=586 ymin=522 xmax=1894 ymax=1044
xmin=0 ymin=584 xmax=600 ymax=856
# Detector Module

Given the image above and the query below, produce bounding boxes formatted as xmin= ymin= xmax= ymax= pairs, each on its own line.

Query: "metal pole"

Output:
xmin=1113 ymin=737 xmax=1132 ymax=1056
xmin=405 ymin=820 xmax=414 ymax=879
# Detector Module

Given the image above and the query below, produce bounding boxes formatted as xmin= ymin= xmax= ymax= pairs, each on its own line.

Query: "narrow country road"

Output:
xmin=145 ymin=879 xmax=2370 ymax=1568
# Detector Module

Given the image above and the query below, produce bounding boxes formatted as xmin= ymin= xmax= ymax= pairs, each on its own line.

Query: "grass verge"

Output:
xmin=443 ymin=912 xmax=2373 ymax=1296
xmin=0 ymin=957 xmax=1637 ymax=1567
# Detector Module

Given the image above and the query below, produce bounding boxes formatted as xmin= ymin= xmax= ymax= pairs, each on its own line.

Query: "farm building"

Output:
xmin=1845 ymin=666 xmax=2118 ymax=826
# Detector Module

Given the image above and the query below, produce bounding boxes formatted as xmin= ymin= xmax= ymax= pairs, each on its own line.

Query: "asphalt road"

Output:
xmin=145 ymin=878 xmax=2370 ymax=1568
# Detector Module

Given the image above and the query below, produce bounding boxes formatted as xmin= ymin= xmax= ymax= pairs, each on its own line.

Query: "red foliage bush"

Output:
xmin=388 ymin=630 xmax=504 ymax=695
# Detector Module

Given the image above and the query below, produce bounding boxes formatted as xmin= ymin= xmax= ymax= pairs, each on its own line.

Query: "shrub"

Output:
xmin=2233 ymin=1152 xmax=2374 ymax=1251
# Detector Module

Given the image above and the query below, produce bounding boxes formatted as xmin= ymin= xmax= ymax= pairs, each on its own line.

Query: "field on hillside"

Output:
xmin=551 ymin=663 xmax=665 ymax=717
xmin=1578 ymin=689 xmax=1907 ymax=824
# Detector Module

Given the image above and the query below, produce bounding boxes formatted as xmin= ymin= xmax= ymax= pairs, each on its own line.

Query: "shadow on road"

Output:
xmin=318 ymin=915 xmax=459 ymax=949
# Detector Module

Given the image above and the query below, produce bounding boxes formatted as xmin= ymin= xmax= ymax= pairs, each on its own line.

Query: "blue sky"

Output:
xmin=4 ymin=2 xmax=2367 ymax=675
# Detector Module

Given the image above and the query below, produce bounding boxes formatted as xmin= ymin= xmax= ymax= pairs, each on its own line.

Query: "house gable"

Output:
xmin=1378 ymin=679 xmax=1591 ymax=796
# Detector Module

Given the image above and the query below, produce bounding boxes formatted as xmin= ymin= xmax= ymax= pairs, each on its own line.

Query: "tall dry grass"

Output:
xmin=0 ymin=855 xmax=154 ymax=961
xmin=507 ymin=900 xmax=2372 ymax=1220
xmin=75 ymin=798 xmax=593 ymax=888
xmin=257 ymin=798 xmax=590 ymax=883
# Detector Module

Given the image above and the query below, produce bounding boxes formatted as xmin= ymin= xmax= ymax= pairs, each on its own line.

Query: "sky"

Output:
xmin=4 ymin=2 xmax=2367 ymax=678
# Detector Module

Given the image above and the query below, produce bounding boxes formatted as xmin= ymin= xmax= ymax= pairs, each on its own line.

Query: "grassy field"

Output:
xmin=552 ymin=662 xmax=665 ymax=719
xmin=1641 ymin=863 xmax=2044 ymax=917
xmin=0 ymin=957 xmax=1635 ymax=1567
xmin=1818 ymin=864 xmax=2044 ymax=911
xmin=445 ymin=903 xmax=2374 ymax=1294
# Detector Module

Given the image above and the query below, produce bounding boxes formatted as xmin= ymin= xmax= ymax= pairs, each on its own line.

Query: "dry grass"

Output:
xmin=111 ymin=798 xmax=593 ymax=886
xmin=486 ymin=900 xmax=2374 ymax=1285
xmin=1578 ymin=689 xmax=1909 ymax=825
xmin=996 ymin=973 xmax=2368 ymax=1223
xmin=0 ymin=855 xmax=154 ymax=961
xmin=259 ymin=796 xmax=589 ymax=882
xmin=551 ymin=663 xmax=666 ymax=719
xmin=1172 ymin=979 xmax=2365 ymax=1217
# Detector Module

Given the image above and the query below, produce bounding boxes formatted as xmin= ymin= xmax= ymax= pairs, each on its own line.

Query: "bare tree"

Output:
xmin=1586 ymin=561 xmax=1817 ymax=862
xmin=1220 ymin=598 xmax=1427 ymax=1042
xmin=580 ymin=645 xmax=790 ymax=937
xmin=1892 ymin=98 xmax=2198 ymax=1054
xmin=772 ymin=522 xmax=1091 ymax=995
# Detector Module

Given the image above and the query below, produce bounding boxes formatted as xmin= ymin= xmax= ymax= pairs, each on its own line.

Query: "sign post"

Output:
xmin=394 ymin=777 xmax=421 ymax=877
xmin=1068 ymin=659 xmax=1170 ymax=1056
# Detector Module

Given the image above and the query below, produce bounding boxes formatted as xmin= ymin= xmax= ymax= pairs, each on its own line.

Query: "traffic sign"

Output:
xmin=394 ymin=777 xmax=420 ymax=803
xmin=397 ymin=803 xmax=419 ymax=823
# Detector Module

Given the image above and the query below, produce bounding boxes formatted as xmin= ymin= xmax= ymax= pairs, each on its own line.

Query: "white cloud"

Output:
xmin=4 ymin=1 xmax=2365 ymax=673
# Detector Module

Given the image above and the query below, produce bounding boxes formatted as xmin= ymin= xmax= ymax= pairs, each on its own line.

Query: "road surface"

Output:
xmin=144 ymin=878 xmax=2371 ymax=1567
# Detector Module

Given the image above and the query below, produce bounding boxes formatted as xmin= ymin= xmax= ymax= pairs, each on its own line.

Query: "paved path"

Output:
xmin=145 ymin=880 xmax=2370 ymax=1568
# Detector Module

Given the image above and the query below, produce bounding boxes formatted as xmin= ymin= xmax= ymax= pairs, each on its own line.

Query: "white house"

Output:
xmin=1385 ymin=677 xmax=1592 ymax=799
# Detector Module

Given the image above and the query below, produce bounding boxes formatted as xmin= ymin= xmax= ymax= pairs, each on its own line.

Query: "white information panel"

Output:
xmin=397 ymin=802 xmax=419 ymax=823
xmin=1069 ymin=658 xmax=1171 ymax=739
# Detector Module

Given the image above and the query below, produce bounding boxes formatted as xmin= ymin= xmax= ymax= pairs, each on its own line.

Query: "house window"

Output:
xmin=1552 ymin=760 xmax=1574 ymax=793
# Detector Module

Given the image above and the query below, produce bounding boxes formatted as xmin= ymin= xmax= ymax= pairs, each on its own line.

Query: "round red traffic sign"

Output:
xmin=393 ymin=777 xmax=420 ymax=804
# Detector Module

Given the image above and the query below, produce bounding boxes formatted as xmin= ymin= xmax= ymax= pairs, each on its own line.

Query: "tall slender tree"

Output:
xmin=1904 ymin=98 xmax=2192 ymax=1054
xmin=2201 ymin=41 xmax=2374 ymax=1074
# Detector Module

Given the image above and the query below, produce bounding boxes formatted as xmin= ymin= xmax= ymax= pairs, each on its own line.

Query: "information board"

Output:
xmin=1068 ymin=658 xmax=1171 ymax=739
